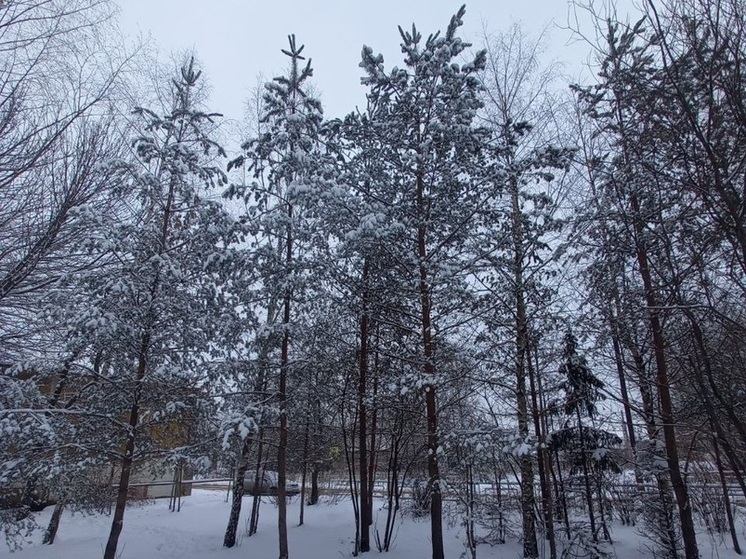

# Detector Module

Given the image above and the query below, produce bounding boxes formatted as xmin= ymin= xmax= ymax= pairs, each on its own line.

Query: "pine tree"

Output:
xmin=44 ymin=56 xmax=240 ymax=559
xmin=227 ymin=34 xmax=326 ymax=559
xmin=356 ymin=7 xmax=487 ymax=558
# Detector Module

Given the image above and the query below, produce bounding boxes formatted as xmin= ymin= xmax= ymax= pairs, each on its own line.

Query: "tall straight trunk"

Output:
xmin=626 ymin=343 xmax=654 ymax=429
xmin=224 ymin=437 xmax=252 ymax=547
xmin=103 ymin=333 xmax=149 ymax=559
xmin=299 ymin=418 xmax=310 ymax=526
xmin=309 ymin=372 xmax=322 ymax=506
xmin=298 ymin=341 xmax=315 ymax=527
xmin=368 ymin=331 xmax=379 ymax=526
xmin=610 ymin=327 xmax=639 ymax=455
xmin=526 ymin=343 xmax=556 ymax=559
xmin=249 ymin=330 xmax=273 ymax=537
xmin=358 ymin=259 xmax=371 ymax=552
xmin=416 ymin=171 xmax=444 ymax=559
xmin=341 ymin=384 xmax=361 ymax=554
xmin=629 ymin=192 xmax=699 ymax=559
xmin=465 ymin=464 xmax=477 ymax=559
xmin=610 ymin=327 xmax=646 ymax=497
xmin=278 ymin=302 xmax=290 ymax=559
xmin=712 ymin=434 xmax=741 ymax=555
xmin=103 ymin=159 xmax=179 ymax=559
xmin=510 ymin=177 xmax=538 ymax=559
xmin=277 ymin=206 xmax=293 ymax=559
xmin=249 ymin=435 xmax=267 ymax=536
xmin=491 ymin=451 xmax=505 ymax=543
xmin=537 ymin=353 xmax=564 ymax=540
xmin=538 ymin=357 xmax=563 ymax=543
xmin=516 ymin=291 xmax=538 ymax=559
xmin=383 ymin=431 xmax=402 ymax=551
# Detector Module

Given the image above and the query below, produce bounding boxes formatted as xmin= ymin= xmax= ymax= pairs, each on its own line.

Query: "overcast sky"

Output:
xmin=116 ymin=1 xmax=638 ymax=124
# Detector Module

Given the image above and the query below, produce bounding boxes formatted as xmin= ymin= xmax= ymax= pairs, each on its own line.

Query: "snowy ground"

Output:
xmin=5 ymin=489 xmax=744 ymax=559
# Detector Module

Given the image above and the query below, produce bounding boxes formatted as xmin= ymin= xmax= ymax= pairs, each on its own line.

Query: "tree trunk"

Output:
xmin=103 ymin=333 xmax=149 ymax=559
xmin=309 ymin=369 xmax=322 ymax=507
xmin=368 ymin=331 xmax=379 ymax=527
xmin=309 ymin=467 xmax=319 ymax=506
xmin=630 ymin=193 xmax=699 ymax=559
xmin=424 ymin=378 xmax=443 ymax=559
xmin=527 ymin=343 xmax=556 ymax=559
xmin=511 ymin=177 xmax=538 ymax=559
xmin=712 ymin=435 xmax=741 ymax=555
xmin=277 ymin=202 xmax=293 ymax=559
xmin=554 ymin=449 xmax=571 ymax=538
xmin=249 ymin=436 xmax=267 ymax=536
xmin=596 ymin=468 xmax=611 ymax=542
xmin=228 ymin=295 xmax=274 ymax=545
xmin=103 ymin=413 xmax=136 ymax=559
xmin=42 ymin=502 xmax=64 ymax=545
xmin=416 ymin=170 xmax=444 ymax=559
xmin=465 ymin=463 xmax=477 ymax=559
xmin=610 ymin=327 xmax=640 ymax=471
xmin=576 ymin=408 xmax=598 ymax=543
xmin=358 ymin=259 xmax=371 ymax=552
xmin=299 ymin=419 xmax=310 ymax=526
xmin=248 ymin=304 xmax=275 ymax=537
xmin=383 ymin=433 xmax=401 ymax=551
xmin=491 ymin=451 xmax=505 ymax=543
xmin=224 ymin=438 xmax=251 ymax=547
xmin=635 ymin=347 xmax=679 ymax=559
xmin=278 ymin=292 xmax=290 ymax=559
xmin=341 ymin=385 xmax=361 ymax=554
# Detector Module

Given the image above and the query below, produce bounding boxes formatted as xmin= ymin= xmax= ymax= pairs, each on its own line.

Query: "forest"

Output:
xmin=1 ymin=1 xmax=745 ymax=559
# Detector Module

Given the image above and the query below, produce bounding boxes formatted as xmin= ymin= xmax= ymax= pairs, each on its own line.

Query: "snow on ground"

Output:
xmin=5 ymin=489 xmax=744 ymax=559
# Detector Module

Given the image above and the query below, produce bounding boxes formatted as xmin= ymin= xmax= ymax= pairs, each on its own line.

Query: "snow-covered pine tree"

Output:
xmin=322 ymin=97 xmax=420 ymax=553
xmin=356 ymin=7 xmax=487 ymax=559
xmin=45 ymin=56 xmax=240 ymax=559
xmin=226 ymin=34 xmax=327 ymax=559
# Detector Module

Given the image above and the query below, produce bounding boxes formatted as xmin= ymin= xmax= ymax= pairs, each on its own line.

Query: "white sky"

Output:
xmin=116 ymin=0 xmax=639 ymax=124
